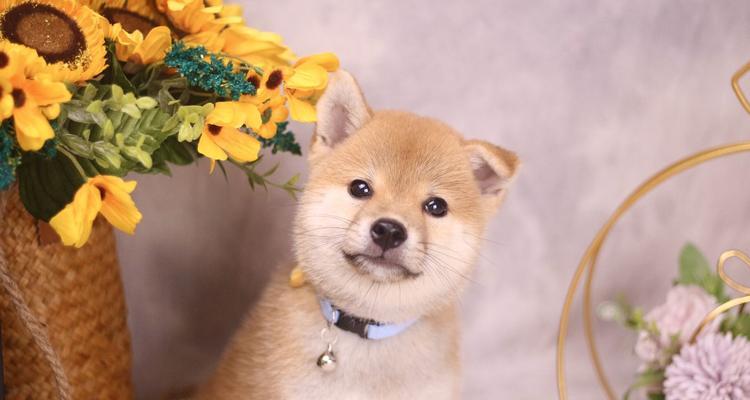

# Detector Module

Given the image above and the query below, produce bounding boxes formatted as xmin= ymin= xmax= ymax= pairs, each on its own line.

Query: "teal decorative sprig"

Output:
xmin=0 ymin=121 xmax=20 ymax=190
xmin=164 ymin=42 xmax=256 ymax=100
xmin=259 ymin=121 xmax=302 ymax=155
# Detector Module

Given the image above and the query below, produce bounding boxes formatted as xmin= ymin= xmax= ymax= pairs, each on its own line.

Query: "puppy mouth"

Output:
xmin=343 ymin=252 xmax=421 ymax=278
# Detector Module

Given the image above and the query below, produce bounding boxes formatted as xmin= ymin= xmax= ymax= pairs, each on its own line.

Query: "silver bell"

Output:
xmin=317 ymin=349 xmax=337 ymax=372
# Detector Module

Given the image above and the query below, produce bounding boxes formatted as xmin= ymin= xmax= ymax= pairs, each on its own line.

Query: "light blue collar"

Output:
xmin=318 ymin=298 xmax=417 ymax=340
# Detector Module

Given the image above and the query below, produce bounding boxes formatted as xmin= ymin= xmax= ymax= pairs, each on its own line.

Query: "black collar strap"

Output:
xmin=318 ymin=298 xmax=417 ymax=340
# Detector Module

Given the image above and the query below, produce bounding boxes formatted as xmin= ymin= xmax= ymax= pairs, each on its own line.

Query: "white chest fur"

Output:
xmin=198 ymin=270 xmax=461 ymax=400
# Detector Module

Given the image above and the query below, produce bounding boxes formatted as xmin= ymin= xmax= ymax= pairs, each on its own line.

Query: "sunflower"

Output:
xmin=49 ymin=175 xmax=142 ymax=248
xmin=197 ymin=101 xmax=261 ymax=172
xmin=0 ymin=0 xmax=107 ymax=83
xmin=0 ymin=42 xmax=71 ymax=150
xmin=88 ymin=0 xmax=168 ymax=35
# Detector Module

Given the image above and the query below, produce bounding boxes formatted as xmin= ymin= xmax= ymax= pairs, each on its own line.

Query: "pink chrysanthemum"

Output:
xmin=635 ymin=285 xmax=720 ymax=369
xmin=664 ymin=333 xmax=750 ymax=400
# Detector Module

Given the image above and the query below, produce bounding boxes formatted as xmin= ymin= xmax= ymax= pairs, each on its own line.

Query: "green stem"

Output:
xmin=226 ymin=158 xmax=297 ymax=190
xmin=58 ymin=146 xmax=87 ymax=179
xmin=217 ymin=52 xmax=263 ymax=75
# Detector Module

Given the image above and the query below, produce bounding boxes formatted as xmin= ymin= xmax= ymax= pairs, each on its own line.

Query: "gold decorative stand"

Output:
xmin=556 ymin=60 xmax=750 ymax=399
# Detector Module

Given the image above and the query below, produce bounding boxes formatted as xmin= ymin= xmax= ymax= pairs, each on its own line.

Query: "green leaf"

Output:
xmin=135 ymin=96 xmax=157 ymax=110
xmin=145 ymin=150 xmax=171 ymax=176
xmin=60 ymin=133 xmax=94 ymax=158
xmin=262 ymin=163 xmax=280 ymax=177
xmin=17 ymin=152 xmax=85 ymax=222
xmin=65 ymin=107 xmax=97 ymax=124
xmin=247 ymin=172 xmax=255 ymax=190
xmin=623 ymin=368 xmax=665 ymax=400
xmin=154 ymin=137 xmax=195 ymax=166
xmin=725 ymin=313 xmax=750 ymax=339
xmin=81 ymin=84 xmax=98 ymax=101
xmin=102 ymin=41 xmax=137 ymax=94
xmin=121 ymin=103 xmax=142 ymax=119
xmin=286 ymin=174 xmax=300 ymax=188
xmin=676 ymin=243 xmax=726 ymax=301
xmin=248 ymin=171 xmax=268 ymax=191
xmin=678 ymin=243 xmax=711 ymax=283
xmin=92 ymin=142 xmax=122 ymax=169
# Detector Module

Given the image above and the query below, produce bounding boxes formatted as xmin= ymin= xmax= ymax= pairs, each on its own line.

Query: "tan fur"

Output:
xmin=197 ymin=71 xmax=519 ymax=400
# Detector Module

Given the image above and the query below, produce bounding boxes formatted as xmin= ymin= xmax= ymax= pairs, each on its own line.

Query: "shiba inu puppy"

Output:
xmin=197 ymin=70 xmax=519 ymax=400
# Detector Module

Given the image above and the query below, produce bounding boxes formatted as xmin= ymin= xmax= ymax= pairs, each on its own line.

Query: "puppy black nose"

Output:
xmin=370 ymin=218 xmax=408 ymax=250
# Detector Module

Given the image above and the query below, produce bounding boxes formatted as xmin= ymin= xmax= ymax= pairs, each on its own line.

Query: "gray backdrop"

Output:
xmin=116 ymin=1 xmax=750 ymax=398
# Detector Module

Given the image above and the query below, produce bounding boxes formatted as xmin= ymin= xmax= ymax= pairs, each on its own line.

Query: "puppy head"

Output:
xmin=294 ymin=70 xmax=519 ymax=322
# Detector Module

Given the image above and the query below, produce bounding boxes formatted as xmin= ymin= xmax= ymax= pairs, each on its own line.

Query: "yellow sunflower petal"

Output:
xmin=22 ymin=79 xmax=71 ymax=106
xmin=0 ymin=41 xmax=47 ymax=78
xmin=91 ymin=176 xmax=142 ymax=235
xmin=183 ymin=31 xmax=225 ymax=53
xmin=258 ymin=122 xmax=277 ymax=139
xmin=270 ymin=102 xmax=289 ymax=123
xmin=294 ymin=52 xmax=340 ymax=72
xmin=220 ymin=25 xmax=293 ymax=65
xmin=197 ymin=126 xmax=228 ymax=161
xmin=286 ymin=94 xmax=317 ymax=122
xmin=284 ymin=63 xmax=329 ymax=90
xmin=210 ymin=127 xmax=260 ymax=163
xmin=13 ymin=99 xmax=54 ymax=150
xmin=112 ymin=24 xmax=142 ymax=61
xmin=206 ymin=101 xmax=245 ymax=128
xmin=0 ymin=96 xmax=12 ymax=120
xmin=0 ymin=46 xmax=20 ymax=79
xmin=49 ymin=182 xmax=102 ymax=248
xmin=132 ymin=26 xmax=172 ymax=64
xmin=41 ymin=103 xmax=61 ymax=119
xmin=0 ymin=80 xmax=14 ymax=119
xmin=236 ymin=102 xmax=262 ymax=131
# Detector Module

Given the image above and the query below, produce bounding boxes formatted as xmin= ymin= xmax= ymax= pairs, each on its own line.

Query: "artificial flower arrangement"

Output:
xmin=600 ymin=244 xmax=750 ymax=400
xmin=0 ymin=0 xmax=338 ymax=247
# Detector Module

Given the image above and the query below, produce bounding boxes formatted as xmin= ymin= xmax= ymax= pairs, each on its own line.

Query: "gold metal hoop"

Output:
xmin=686 ymin=249 xmax=750 ymax=343
xmin=556 ymin=141 xmax=750 ymax=400
xmin=732 ymin=60 xmax=750 ymax=115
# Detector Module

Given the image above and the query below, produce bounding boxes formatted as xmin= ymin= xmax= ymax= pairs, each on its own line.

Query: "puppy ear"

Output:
xmin=464 ymin=140 xmax=520 ymax=206
xmin=310 ymin=70 xmax=372 ymax=161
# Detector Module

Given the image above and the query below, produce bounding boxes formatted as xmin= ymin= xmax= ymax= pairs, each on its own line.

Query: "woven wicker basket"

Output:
xmin=0 ymin=186 xmax=134 ymax=400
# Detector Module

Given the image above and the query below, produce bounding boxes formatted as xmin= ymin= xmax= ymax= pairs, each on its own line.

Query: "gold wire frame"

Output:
xmin=556 ymin=60 xmax=750 ymax=400
xmin=556 ymin=142 xmax=750 ymax=399
xmin=688 ymin=250 xmax=750 ymax=344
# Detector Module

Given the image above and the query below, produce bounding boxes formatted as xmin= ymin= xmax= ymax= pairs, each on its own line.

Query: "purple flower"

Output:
xmin=664 ymin=333 xmax=750 ymax=400
xmin=635 ymin=285 xmax=720 ymax=369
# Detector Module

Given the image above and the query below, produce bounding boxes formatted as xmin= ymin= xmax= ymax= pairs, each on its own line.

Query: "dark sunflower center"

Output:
xmin=0 ymin=51 xmax=8 ymax=68
xmin=207 ymin=124 xmax=222 ymax=135
xmin=246 ymin=75 xmax=260 ymax=90
xmin=101 ymin=7 xmax=157 ymax=35
xmin=11 ymin=89 xmax=25 ymax=108
xmin=266 ymin=70 xmax=283 ymax=90
xmin=0 ymin=2 xmax=86 ymax=64
xmin=96 ymin=185 xmax=106 ymax=200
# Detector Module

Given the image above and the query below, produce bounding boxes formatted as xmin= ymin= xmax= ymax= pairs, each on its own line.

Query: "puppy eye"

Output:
xmin=423 ymin=197 xmax=448 ymax=217
xmin=349 ymin=179 xmax=372 ymax=198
